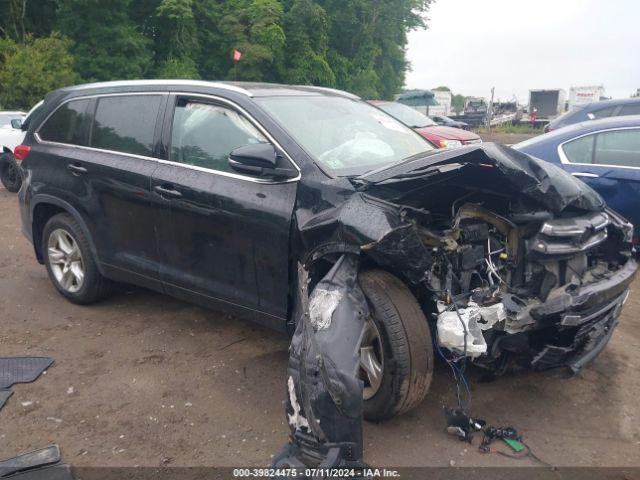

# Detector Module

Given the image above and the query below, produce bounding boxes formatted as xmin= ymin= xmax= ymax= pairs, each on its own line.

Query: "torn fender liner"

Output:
xmin=273 ymin=254 xmax=368 ymax=467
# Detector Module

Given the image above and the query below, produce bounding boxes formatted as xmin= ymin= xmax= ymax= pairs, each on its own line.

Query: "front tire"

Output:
xmin=359 ymin=270 xmax=434 ymax=421
xmin=42 ymin=213 xmax=111 ymax=304
xmin=0 ymin=153 xmax=22 ymax=192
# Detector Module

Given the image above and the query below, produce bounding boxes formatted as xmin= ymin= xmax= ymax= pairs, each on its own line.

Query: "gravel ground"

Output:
xmin=1 ymin=186 xmax=639 ymax=468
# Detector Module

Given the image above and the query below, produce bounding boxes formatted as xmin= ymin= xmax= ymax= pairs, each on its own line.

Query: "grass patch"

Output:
xmin=475 ymin=123 xmax=544 ymax=134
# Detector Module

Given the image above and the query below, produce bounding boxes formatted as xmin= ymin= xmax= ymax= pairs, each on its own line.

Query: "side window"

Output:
xmin=594 ymin=129 xmax=640 ymax=168
xmin=91 ymin=95 xmax=162 ymax=157
xmin=619 ymin=104 xmax=640 ymax=116
xmin=562 ymin=134 xmax=594 ymax=164
xmin=588 ymin=106 xmax=615 ymax=119
xmin=38 ymin=99 xmax=90 ymax=145
xmin=170 ymin=101 xmax=267 ymax=172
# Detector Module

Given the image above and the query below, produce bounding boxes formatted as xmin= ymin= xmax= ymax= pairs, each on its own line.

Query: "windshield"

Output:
xmin=256 ymin=96 xmax=434 ymax=176
xmin=376 ymin=102 xmax=436 ymax=128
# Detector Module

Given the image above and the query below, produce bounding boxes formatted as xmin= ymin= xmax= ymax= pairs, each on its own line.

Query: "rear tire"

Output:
xmin=0 ymin=153 xmax=22 ymax=192
xmin=359 ymin=269 xmax=434 ymax=421
xmin=42 ymin=213 xmax=112 ymax=304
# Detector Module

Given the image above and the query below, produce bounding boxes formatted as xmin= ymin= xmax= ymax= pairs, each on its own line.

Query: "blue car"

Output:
xmin=545 ymin=97 xmax=640 ymax=132
xmin=514 ymin=115 xmax=640 ymax=240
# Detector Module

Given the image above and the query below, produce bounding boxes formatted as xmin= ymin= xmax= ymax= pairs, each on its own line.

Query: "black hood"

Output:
xmin=356 ymin=143 xmax=604 ymax=214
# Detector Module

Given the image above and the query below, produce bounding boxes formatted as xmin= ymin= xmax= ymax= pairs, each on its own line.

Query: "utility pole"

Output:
xmin=487 ymin=87 xmax=495 ymax=130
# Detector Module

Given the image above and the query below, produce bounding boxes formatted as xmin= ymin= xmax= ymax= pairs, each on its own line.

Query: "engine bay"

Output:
xmin=401 ymin=189 xmax=634 ymax=370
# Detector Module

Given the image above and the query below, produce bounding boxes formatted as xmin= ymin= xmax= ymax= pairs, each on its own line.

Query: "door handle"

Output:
xmin=571 ymin=172 xmax=599 ymax=178
xmin=67 ymin=164 xmax=87 ymax=176
xmin=154 ymin=185 xmax=182 ymax=199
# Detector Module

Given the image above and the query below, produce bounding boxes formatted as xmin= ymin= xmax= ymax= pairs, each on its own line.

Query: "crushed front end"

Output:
xmin=357 ymin=143 xmax=637 ymax=374
xmin=273 ymin=143 xmax=637 ymax=468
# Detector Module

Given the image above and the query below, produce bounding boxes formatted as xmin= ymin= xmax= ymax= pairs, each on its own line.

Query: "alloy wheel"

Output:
xmin=47 ymin=228 xmax=85 ymax=293
xmin=360 ymin=317 xmax=384 ymax=400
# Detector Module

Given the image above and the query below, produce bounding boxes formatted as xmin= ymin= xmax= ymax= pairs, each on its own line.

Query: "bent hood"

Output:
xmin=415 ymin=125 xmax=480 ymax=142
xmin=356 ymin=142 xmax=604 ymax=214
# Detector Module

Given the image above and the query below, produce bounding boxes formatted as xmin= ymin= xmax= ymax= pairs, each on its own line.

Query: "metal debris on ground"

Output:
xmin=0 ymin=445 xmax=73 ymax=479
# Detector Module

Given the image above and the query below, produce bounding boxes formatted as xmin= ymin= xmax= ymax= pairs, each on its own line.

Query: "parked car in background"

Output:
xmin=515 ymin=115 xmax=640 ymax=241
xmin=430 ymin=114 xmax=469 ymax=130
xmin=1 ymin=104 xmax=41 ymax=192
xmin=545 ymin=98 xmax=640 ymax=132
xmin=0 ymin=111 xmax=25 ymax=127
xmin=370 ymin=100 xmax=481 ymax=149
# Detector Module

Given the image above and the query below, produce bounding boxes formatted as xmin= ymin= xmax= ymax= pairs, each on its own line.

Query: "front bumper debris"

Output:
xmin=531 ymin=291 xmax=626 ymax=373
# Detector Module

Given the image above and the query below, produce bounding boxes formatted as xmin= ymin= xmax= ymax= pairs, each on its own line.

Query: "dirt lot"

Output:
xmin=1 ymin=186 xmax=639 ymax=468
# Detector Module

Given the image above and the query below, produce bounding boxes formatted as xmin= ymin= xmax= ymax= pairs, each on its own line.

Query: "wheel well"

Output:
xmin=32 ymin=203 xmax=66 ymax=263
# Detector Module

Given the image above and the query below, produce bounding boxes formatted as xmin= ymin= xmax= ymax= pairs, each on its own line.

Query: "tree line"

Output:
xmin=0 ymin=0 xmax=432 ymax=110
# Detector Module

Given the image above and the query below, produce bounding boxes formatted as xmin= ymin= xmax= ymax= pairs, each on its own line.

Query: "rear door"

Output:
xmin=151 ymin=94 xmax=298 ymax=329
xmin=559 ymin=127 xmax=640 ymax=234
xmin=81 ymin=93 xmax=167 ymax=288
xmin=31 ymin=98 xmax=93 ymax=224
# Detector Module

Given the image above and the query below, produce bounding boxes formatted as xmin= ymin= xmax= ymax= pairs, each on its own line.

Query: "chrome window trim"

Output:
xmin=557 ymin=126 xmax=640 ymax=171
xmin=34 ymin=91 xmax=301 ymax=184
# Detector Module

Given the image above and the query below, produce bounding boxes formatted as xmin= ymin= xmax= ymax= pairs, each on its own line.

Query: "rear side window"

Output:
xmin=91 ymin=95 xmax=162 ymax=157
xmin=619 ymin=103 xmax=640 ymax=116
xmin=594 ymin=129 xmax=640 ymax=167
xmin=169 ymin=101 xmax=267 ymax=172
xmin=588 ymin=106 xmax=615 ymax=119
xmin=38 ymin=99 xmax=90 ymax=145
xmin=562 ymin=134 xmax=594 ymax=164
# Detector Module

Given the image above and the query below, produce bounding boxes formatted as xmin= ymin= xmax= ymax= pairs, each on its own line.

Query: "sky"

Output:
xmin=405 ymin=0 xmax=640 ymax=104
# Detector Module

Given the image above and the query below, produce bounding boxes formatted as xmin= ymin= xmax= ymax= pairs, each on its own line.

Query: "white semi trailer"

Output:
xmin=568 ymin=85 xmax=605 ymax=109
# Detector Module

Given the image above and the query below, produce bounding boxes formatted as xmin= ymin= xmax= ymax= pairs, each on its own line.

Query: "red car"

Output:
xmin=370 ymin=100 xmax=482 ymax=149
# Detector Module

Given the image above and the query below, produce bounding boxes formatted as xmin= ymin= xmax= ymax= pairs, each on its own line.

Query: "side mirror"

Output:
xmin=229 ymin=143 xmax=298 ymax=179
xmin=11 ymin=119 xmax=22 ymax=129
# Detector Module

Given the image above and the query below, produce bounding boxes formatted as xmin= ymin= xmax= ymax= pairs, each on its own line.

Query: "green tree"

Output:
xmin=452 ymin=94 xmax=466 ymax=114
xmin=280 ymin=0 xmax=334 ymax=85
xmin=57 ymin=0 xmax=153 ymax=82
xmin=153 ymin=0 xmax=200 ymax=78
xmin=0 ymin=34 xmax=76 ymax=109
xmin=2 ymin=0 xmax=433 ymax=101
xmin=157 ymin=55 xmax=200 ymax=78
xmin=318 ymin=0 xmax=433 ymax=99
xmin=155 ymin=0 xmax=198 ymax=59
xmin=217 ymin=0 xmax=286 ymax=81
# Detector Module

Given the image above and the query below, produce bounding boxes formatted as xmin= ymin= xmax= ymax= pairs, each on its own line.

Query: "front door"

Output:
xmin=152 ymin=95 xmax=298 ymax=330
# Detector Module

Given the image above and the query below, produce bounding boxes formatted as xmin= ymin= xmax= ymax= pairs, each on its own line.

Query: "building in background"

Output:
xmin=395 ymin=90 xmax=438 ymax=115
xmin=431 ymin=89 xmax=452 ymax=116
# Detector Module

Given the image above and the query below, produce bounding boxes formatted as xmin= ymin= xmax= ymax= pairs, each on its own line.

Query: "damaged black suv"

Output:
xmin=17 ymin=81 xmax=637 ymax=467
